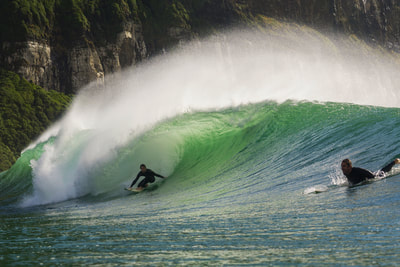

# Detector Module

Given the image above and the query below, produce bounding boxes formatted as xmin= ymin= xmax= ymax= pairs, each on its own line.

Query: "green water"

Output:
xmin=1 ymin=101 xmax=400 ymax=265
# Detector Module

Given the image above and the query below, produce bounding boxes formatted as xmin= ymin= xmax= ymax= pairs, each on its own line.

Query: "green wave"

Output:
xmin=0 ymin=138 xmax=54 ymax=204
xmin=1 ymin=101 xmax=400 ymax=206
xmin=157 ymin=101 xmax=400 ymax=202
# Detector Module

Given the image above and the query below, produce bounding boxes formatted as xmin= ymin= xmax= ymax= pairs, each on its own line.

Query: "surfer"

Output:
xmin=341 ymin=158 xmax=400 ymax=185
xmin=129 ymin=164 xmax=166 ymax=191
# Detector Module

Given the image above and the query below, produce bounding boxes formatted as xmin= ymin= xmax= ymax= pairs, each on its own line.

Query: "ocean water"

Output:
xmin=1 ymin=30 xmax=400 ymax=266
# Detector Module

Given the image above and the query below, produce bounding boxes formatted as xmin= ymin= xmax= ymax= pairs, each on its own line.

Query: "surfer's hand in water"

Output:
xmin=395 ymin=158 xmax=400 ymax=164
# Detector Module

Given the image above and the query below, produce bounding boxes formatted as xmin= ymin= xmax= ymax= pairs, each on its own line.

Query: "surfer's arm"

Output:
xmin=381 ymin=158 xmax=400 ymax=173
xmin=149 ymin=169 xmax=165 ymax=179
xmin=130 ymin=172 xmax=142 ymax=187
xmin=154 ymin=172 xmax=165 ymax=178
xmin=356 ymin=168 xmax=375 ymax=179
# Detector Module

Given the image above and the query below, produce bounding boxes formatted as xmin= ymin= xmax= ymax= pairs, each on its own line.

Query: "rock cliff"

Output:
xmin=1 ymin=21 xmax=146 ymax=94
xmin=1 ymin=0 xmax=399 ymax=93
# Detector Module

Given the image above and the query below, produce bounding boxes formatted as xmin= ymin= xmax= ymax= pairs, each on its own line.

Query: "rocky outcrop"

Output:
xmin=332 ymin=0 xmax=400 ymax=51
xmin=246 ymin=0 xmax=400 ymax=51
xmin=1 ymin=21 xmax=146 ymax=94
xmin=1 ymin=0 xmax=399 ymax=93
xmin=2 ymin=41 xmax=55 ymax=90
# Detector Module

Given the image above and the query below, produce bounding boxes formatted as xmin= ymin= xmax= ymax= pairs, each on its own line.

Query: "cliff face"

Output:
xmin=332 ymin=0 xmax=400 ymax=50
xmin=0 ymin=0 xmax=147 ymax=94
xmin=246 ymin=0 xmax=400 ymax=50
xmin=1 ymin=21 xmax=146 ymax=94
xmin=1 ymin=0 xmax=399 ymax=93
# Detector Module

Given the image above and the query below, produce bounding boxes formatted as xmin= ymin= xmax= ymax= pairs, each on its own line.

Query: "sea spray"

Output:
xmin=20 ymin=28 xmax=400 ymax=206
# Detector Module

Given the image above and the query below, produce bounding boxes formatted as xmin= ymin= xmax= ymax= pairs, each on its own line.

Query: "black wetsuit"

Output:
xmin=130 ymin=169 xmax=165 ymax=188
xmin=345 ymin=160 xmax=396 ymax=185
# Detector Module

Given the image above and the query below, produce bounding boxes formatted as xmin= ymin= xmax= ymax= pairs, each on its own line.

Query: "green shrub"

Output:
xmin=0 ymin=69 xmax=71 ymax=171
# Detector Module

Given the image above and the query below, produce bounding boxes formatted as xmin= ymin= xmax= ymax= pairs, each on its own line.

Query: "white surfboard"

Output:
xmin=303 ymin=185 xmax=329 ymax=194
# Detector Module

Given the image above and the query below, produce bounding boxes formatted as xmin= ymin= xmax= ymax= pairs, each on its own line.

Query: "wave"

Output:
xmin=2 ymin=101 xmax=400 ymax=207
xmin=2 ymin=29 xmax=400 ymax=207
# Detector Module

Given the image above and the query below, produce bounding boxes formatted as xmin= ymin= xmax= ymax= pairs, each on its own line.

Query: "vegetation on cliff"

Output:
xmin=0 ymin=0 xmax=140 ymax=44
xmin=2 ymin=0 xmax=400 ymax=55
xmin=0 ymin=0 xmax=251 ymax=50
xmin=0 ymin=69 xmax=71 ymax=171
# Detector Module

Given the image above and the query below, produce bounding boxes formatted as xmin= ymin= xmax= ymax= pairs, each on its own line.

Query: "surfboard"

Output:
xmin=124 ymin=180 xmax=163 ymax=193
xmin=303 ymin=185 xmax=329 ymax=194
xmin=124 ymin=187 xmax=143 ymax=193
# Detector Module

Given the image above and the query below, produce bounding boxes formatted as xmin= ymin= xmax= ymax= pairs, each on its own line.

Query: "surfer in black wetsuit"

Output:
xmin=129 ymin=164 xmax=166 ymax=191
xmin=341 ymin=158 xmax=400 ymax=185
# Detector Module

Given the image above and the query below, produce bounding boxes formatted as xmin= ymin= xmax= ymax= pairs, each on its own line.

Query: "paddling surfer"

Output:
xmin=341 ymin=158 xmax=400 ymax=185
xmin=129 ymin=164 xmax=166 ymax=191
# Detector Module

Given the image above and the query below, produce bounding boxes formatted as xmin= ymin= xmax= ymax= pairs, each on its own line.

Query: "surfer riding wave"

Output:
xmin=129 ymin=164 xmax=166 ymax=191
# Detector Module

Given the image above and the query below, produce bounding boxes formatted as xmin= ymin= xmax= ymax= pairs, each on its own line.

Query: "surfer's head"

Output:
xmin=140 ymin=164 xmax=147 ymax=172
xmin=341 ymin=159 xmax=352 ymax=175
